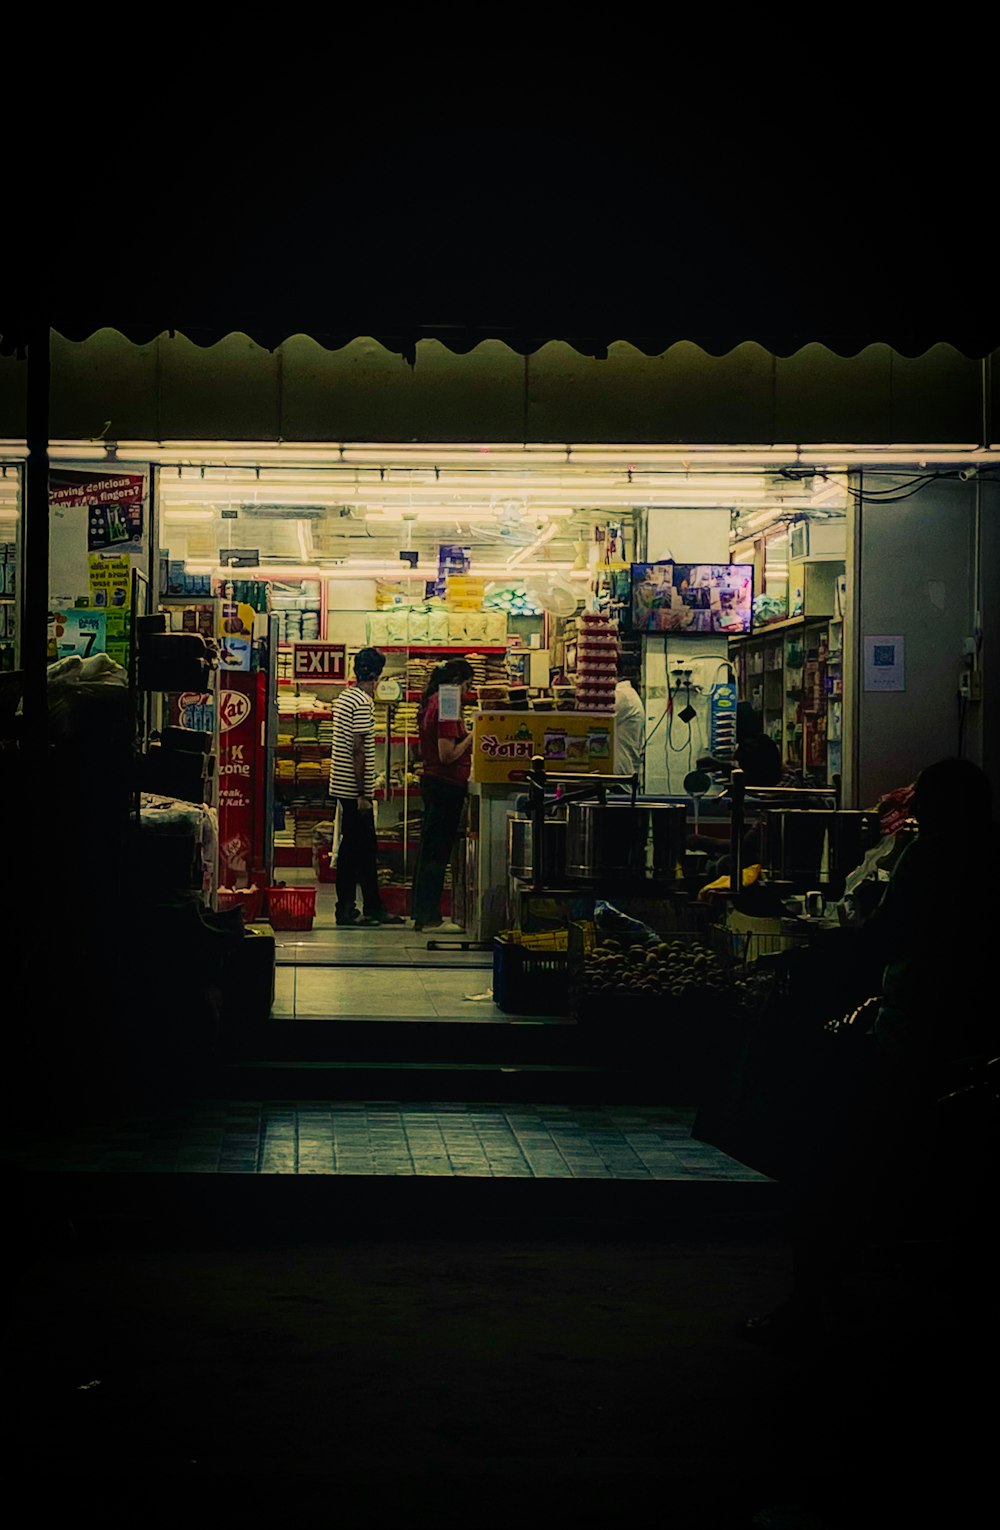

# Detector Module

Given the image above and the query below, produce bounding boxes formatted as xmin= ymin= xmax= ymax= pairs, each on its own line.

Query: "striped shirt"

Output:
xmin=329 ymin=685 xmax=376 ymax=798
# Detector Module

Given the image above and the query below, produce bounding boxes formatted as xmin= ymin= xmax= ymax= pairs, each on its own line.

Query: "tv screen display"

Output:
xmin=630 ymin=562 xmax=754 ymax=634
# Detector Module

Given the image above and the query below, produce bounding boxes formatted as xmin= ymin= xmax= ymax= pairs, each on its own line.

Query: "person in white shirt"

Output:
xmin=614 ymin=657 xmax=645 ymax=780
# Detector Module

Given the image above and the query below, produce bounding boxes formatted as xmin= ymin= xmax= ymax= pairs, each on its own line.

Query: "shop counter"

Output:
xmin=471 ymin=709 xmax=615 ymax=781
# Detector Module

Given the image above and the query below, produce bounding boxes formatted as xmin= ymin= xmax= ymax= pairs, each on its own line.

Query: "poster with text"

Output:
xmin=50 ymin=469 xmax=145 ymax=553
xmin=472 ymin=711 xmax=615 ymax=784
xmin=88 ymin=552 xmax=132 ymax=667
xmin=52 ymin=608 xmax=107 ymax=658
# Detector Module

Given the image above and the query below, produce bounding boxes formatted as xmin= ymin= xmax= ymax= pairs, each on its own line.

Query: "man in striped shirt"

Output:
xmin=329 ymin=647 xmax=402 ymax=927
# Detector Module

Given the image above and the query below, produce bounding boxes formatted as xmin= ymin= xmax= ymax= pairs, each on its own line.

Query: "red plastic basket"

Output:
xmin=314 ymin=847 xmax=337 ymax=883
xmin=218 ymin=886 xmax=264 ymax=922
xmin=379 ymin=884 xmax=410 ymax=916
xmin=266 ymin=885 xmax=317 ymax=930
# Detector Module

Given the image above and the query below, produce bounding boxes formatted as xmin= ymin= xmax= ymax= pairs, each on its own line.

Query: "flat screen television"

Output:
xmin=630 ymin=562 xmax=754 ymax=634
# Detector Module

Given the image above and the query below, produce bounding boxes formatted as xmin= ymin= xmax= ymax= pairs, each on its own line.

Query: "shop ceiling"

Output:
xmin=147 ymin=459 xmax=850 ymax=576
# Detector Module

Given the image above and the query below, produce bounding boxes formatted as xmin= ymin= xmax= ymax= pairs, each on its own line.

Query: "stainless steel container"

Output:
xmin=764 ymin=809 xmax=880 ymax=888
xmin=507 ymin=815 xmax=567 ymax=883
xmin=765 ymin=809 xmax=835 ymax=886
xmin=565 ymin=801 xmax=686 ymax=880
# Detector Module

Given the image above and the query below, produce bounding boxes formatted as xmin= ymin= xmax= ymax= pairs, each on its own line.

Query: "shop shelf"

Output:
xmin=379 ymin=644 xmax=508 ymax=653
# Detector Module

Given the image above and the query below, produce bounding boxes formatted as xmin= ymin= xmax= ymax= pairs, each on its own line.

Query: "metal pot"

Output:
xmin=765 ymin=808 xmax=882 ymax=889
xmin=507 ymin=815 xmax=567 ymax=883
xmin=565 ymin=801 xmax=686 ymax=880
xmin=765 ymin=809 xmax=835 ymax=886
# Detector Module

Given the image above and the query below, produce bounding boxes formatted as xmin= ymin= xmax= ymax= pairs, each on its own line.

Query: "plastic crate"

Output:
xmin=493 ymin=933 xmax=574 ymax=1016
xmin=218 ymin=886 xmax=264 ymax=922
xmin=266 ymin=884 xmax=317 ymax=930
xmin=314 ymin=846 xmax=337 ymax=883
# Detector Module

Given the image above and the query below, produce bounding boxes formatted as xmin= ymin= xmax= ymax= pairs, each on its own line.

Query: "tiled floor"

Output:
xmin=7 ymin=1101 xmax=767 ymax=1180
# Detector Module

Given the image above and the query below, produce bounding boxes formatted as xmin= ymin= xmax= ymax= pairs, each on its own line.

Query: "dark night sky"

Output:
xmin=12 ymin=95 xmax=997 ymax=355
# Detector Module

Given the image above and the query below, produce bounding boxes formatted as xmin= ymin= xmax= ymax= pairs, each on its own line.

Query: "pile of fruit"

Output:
xmin=578 ymin=937 xmax=770 ymax=1014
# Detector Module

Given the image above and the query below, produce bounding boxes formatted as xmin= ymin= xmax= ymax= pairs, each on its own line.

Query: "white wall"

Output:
xmin=641 ymin=508 xmax=732 ymax=794
xmin=853 ymin=474 xmax=982 ymax=806
xmin=326 ymin=578 xmax=376 ymax=646
xmin=645 ymin=507 xmax=730 ymax=562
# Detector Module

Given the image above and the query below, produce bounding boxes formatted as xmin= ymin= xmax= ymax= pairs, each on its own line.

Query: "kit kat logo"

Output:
xmin=219 ymin=690 xmax=252 ymax=732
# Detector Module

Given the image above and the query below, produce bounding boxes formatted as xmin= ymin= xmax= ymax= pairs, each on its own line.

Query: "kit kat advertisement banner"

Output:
xmin=217 ymin=679 xmax=256 ymax=886
xmin=177 ymin=677 xmax=258 ymax=887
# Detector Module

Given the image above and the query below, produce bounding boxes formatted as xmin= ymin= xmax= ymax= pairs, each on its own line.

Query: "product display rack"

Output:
xmin=132 ymin=570 xmax=221 ymax=903
xmin=0 ymin=531 xmax=19 ymax=673
xmin=730 ymin=614 xmax=837 ymax=785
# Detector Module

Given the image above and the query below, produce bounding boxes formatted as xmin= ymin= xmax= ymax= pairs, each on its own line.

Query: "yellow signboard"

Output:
xmin=472 ymin=710 xmax=615 ymax=784
xmin=87 ymin=553 xmax=132 ymax=666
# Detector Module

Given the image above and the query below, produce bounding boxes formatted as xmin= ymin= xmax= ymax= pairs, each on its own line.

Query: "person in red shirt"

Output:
xmin=411 ymin=659 xmax=475 ymax=932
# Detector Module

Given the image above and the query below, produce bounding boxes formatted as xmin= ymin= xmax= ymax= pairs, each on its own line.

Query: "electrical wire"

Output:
xmin=845 ymin=468 xmax=1000 ymax=505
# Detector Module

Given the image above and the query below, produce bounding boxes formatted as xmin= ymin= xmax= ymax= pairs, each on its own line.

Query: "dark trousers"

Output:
xmin=412 ymin=776 xmax=466 ymax=927
xmin=334 ymin=798 xmax=382 ymax=918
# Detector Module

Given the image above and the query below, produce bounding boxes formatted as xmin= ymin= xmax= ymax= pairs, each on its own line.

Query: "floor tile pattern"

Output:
xmin=8 ymin=1102 xmax=767 ymax=1180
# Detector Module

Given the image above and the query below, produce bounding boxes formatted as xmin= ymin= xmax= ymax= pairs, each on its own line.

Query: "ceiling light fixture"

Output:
xmin=45 ymin=440 xmax=1000 ymax=473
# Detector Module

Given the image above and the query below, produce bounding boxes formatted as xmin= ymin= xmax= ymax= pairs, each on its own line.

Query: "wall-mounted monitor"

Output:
xmin=630 ymin=562 xmax=754 ymax=634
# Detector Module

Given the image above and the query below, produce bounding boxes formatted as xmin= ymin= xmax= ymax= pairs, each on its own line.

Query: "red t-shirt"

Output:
xmin=419 ymin=692 xmax=471 ymax=786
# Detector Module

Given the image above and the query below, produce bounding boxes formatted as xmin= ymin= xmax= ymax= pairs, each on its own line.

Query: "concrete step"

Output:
xmin=219 ymin=1057 xmax=706 ymax=1103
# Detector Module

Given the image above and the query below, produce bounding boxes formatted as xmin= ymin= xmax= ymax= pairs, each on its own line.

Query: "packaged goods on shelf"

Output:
xmin=385 ymin=610 xmax=409 ymax=644
xmin=366 ymin=613 xmax=390 ymax=645
xmin=445 ymin=574 xmax=486 ymax=609
xmin=393 ymin=703 xmax=419 ymax=734
xmin=406 ymin=658 xmax=431 ymax=691
xmin=574 ymin=615 xmax=619 ymax=711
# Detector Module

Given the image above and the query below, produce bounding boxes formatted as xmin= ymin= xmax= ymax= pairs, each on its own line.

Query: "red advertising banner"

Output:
xmin=177 ymin=679 xmax=259 ymax=888
xmin=293 ymin=642 xmax=346 ymax=681
xmin=49 ymin=468 xmax=145 ymax=551
xmin=217 ymin=675 xmax=256 ymax=887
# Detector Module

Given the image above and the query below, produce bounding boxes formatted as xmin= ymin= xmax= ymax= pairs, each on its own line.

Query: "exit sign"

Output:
xmin=293 ymin=642 xmax=347 ymax=681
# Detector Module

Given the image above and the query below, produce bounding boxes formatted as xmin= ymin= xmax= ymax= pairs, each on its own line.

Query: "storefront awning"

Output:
xmin=3 ymin=320 xmax=998 ymax=362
